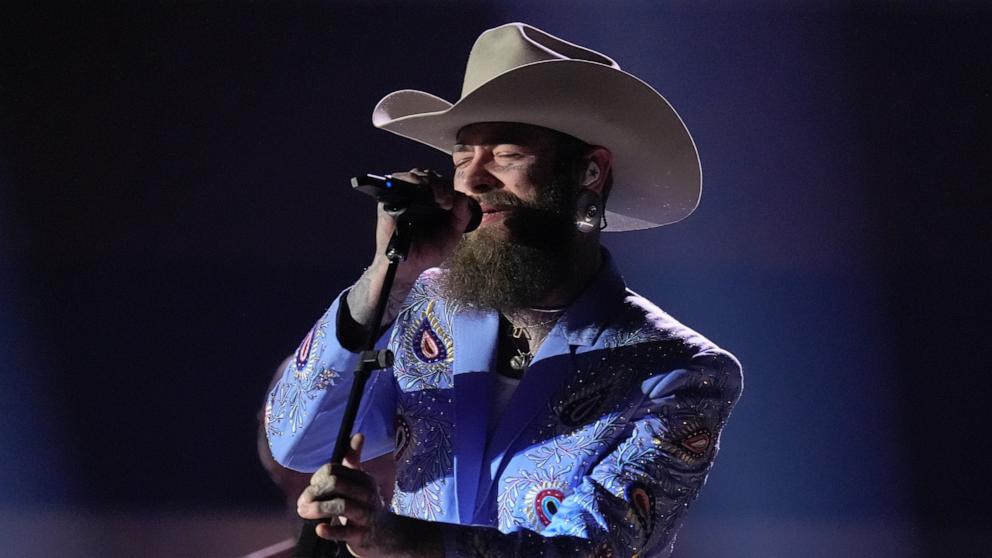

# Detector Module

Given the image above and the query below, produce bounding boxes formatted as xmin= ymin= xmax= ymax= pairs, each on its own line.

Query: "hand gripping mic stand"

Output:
xmin=294 ymin=211 xmax=415 ymax=558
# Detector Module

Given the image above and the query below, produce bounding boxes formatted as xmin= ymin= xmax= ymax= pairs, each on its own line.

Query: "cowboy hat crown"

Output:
xmin=372 ymin=23 xmax=701 ymax=231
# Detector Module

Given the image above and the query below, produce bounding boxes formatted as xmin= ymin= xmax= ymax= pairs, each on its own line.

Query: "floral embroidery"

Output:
xmin=392 ymin=389 xmax=453 ymax=521
xmin=527 ymin=350 xmax=629 ymax=469
xmin=603 ymin=322 xmax=664 ymax=349
xmin=267 ymin=267 xmax=741 ymax=558
xmin=266 ymin=317 xmax=340 ymax=439
xmin=526 ymin=414 xmax=624 ymax=470
xmin=392 ymin=477 xmax=447 ymax=521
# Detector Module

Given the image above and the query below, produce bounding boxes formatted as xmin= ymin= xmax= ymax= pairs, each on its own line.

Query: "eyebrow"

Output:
xmin=452 ymin=141 xmax=546 ymax=152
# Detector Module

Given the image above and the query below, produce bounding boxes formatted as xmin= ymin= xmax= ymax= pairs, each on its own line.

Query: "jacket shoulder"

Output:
xmin=604 ymin=290 xmax=743 ymax=395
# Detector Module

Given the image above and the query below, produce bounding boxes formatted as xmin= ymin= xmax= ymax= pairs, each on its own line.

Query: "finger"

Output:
xmin=315 ymin=522 xmax=366 ymax=544
xmin=297 ymin=482 xmax=330 ymax=511
xmin=308 ymin=461 xmax=334 ymax=488
xmin=296 ymin=465 xmax=376 ymax=515
xmin=395 ymin=169 xmax=452 ymax=210
xmin=319 ymin=497 xmax=372 ymax=526
xmin=391 ymin=169 xmax=427 ymax=185
xmin=343 ymin=433 xmax=365 ymax=470
xmin=429 ymin=174 xmax=454 ymax=211
xmin=296 ymin=490 xmax=329 ymax=519
xmin=306 ymin=468 xmax=375 ymax=501
xmin=298 ymin=490 xmax=373 ymax=523
xmin=309 ymin=461 xmax=369 ymax=490
xmin=298 ymin=493 xmax=373 ymax=525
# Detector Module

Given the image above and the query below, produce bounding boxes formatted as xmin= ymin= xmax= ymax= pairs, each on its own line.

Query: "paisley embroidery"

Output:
xmin=524 ymin=480 xmax=570 ymax=529
xmin=295 ymin=323 xmax=316 ymax=370
xmin=272 ymin=268 xmax=739 ymax=558
xmin=533 ymin=486 xmax=566 ymax=526
xmin=545 ymin=357 xmax=623 ymax=435
xmin=557 ymin=382 xmax=608 ymax=427
xmin=396 ymin=299 xmax=454 ymax=391
xmin=499 ymin=466 xmax=571 ymax=532
xmin=266 ymin=317 xmax=339 ymax=438
xmin=394 ymin=415 xmax=412 ymax=461
xmin=527 ymin=350 xmax=629 ymax=469
xmin=595 ymin=541 xmax=617 ymax=558
xmin=597 ymin=422 xmax=681 ymax=499
xmin=392 ymin=390 xmax=453 ymax=521
xmin=679 ymin=430 xmax=711 ymax=457
xmin=627 ymin=481 xmax=656 ymax=534
xmin=654 ymin=418 xmax=714 ymax=467
xmin=413 ymin=317 xmax=448 ymax=363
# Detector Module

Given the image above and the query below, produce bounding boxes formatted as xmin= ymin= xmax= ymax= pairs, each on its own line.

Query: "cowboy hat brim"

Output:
xmin=372 ymin=59 xmax=701 ymax=231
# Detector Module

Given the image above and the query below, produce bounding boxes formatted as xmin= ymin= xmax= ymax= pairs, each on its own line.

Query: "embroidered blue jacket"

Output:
xmin=266 ymin=253 xmax=742 ymax=557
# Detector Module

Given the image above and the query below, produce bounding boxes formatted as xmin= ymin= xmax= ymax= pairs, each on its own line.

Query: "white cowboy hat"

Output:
xmin=372 ymin=22 xmax=701 ymax=231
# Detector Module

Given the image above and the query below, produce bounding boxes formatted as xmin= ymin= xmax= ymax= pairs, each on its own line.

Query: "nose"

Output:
xmin=455 ymin=153 xmax=499 ymax=195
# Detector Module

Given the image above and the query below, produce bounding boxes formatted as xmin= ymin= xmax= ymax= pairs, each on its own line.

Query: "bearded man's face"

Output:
xmin=442 ymin=122 xmax=585 ymax=310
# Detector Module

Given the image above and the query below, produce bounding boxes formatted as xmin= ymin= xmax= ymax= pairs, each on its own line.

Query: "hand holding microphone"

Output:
xmin=352 ymin=171 xmax=481 ymax=230
xmin=299 ymin=171 xmax=471 ymax=557
xmin=355 ymin=169 xmax=480 ymax=274
xmin=344 ymin=169 xmax=478 ymax=331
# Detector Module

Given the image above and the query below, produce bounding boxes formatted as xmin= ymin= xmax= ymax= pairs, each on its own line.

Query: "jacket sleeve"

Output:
xmin=438 ymin=349 xmax=743 ymax=557
xmin=264 ymin=291 xmax=398 ymax=472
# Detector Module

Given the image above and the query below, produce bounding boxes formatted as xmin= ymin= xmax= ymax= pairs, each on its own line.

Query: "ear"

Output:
xmin=580 ymin=146 xmax=612 ymax=195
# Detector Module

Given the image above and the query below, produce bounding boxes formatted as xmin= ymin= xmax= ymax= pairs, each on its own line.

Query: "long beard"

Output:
xmin=441 ymin=182 xmax=577 ymax=310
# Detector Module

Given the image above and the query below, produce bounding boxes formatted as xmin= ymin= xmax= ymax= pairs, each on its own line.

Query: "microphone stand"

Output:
xmin=294 ymin=213 xmax=414 ymax=558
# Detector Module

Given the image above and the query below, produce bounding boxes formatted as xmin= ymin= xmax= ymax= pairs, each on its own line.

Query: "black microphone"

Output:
xmin=351 ymin=174 xmax=482 ymax=232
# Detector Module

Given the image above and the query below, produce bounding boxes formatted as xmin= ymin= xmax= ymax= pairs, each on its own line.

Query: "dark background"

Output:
xmin=1 ymin=2 xmax=989 ymax=557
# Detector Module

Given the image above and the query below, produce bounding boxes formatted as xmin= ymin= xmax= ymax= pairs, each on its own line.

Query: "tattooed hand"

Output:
xmin=297 ymin=433 xmax=442 ymax=558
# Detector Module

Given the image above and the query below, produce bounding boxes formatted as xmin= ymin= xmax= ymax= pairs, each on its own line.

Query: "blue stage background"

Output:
xmin=1 ymin=2 xmax=988 ymax=556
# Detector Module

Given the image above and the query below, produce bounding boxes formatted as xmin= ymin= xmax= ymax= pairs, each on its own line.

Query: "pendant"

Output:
xmin=510 ymin=352 xmax=531 ymax=370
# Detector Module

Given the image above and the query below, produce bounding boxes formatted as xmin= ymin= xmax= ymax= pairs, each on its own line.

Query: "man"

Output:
xmin=265 ymin=23 xmax=742 ymax=557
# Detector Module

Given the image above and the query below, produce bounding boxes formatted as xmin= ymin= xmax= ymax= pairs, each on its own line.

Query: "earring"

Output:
xmin=582 ymin=162 xmax=601 ymax=186
xmin=575 ymin=189 xmax=603 ymax=233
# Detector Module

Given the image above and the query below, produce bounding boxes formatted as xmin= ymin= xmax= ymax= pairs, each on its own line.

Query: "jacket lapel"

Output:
xmin=471 ymin=252 xmax=628 ymax=519
xmin=449 ymin=305 xmax=498 ymax=522
xmin=479 ymin=326 xmax=575 ymax=485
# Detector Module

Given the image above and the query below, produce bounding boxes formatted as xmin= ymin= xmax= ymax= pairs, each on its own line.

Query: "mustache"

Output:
xmin=470 ymin=189 xmax=566 ymax=215
xmin=471 ymin=191 xmax=526 ymax=209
